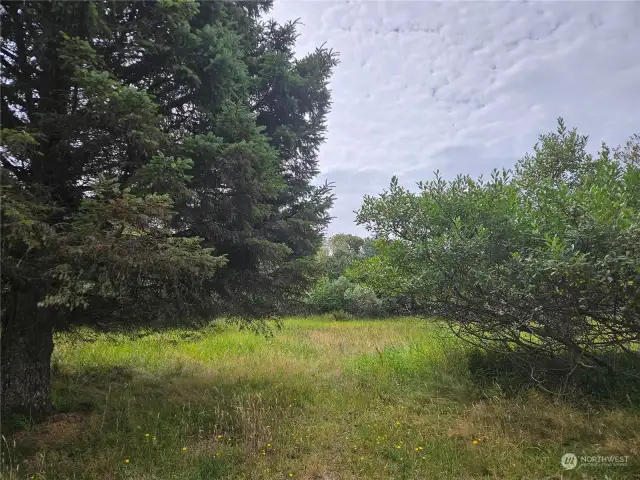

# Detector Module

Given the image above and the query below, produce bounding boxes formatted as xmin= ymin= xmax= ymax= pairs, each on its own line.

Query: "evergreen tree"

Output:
xmin=0 ymin=1 xmax=336 ymax=418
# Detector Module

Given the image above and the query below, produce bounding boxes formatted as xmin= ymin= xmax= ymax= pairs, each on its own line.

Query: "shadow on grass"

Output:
xmin=467 ymin=347 xmax=640 ymax=407
xmin=0 ymin=365 xmax=138 ymax=439
xmin=3 ymin=362 xmax=312 ymax=479
xmin=48 ymin=361 xmax=309 ymax=421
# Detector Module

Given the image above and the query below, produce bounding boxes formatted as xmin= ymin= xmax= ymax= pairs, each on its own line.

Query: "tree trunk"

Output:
xmin=1 ymin=289 xmax=54 ymax=421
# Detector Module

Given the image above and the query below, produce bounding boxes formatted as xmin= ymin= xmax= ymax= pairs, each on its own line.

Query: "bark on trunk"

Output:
xmin=1 ymin=289 xmax=54 ymax=421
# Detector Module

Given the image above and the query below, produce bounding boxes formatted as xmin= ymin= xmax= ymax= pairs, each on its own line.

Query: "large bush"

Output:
xmin=343 ymin=284 xmax=384 ymax=317
xmin=356 ymin=120 xmax=640 ymax=382
xmin=307 ymin=276 xmax=353 ymax=313
xmin=306 ymin=276 xmax=384 ymax=317
xmin=346 ymin=240 xmax=422 ymax=314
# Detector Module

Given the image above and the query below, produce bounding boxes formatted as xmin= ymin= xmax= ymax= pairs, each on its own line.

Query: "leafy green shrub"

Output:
xmin=306 ymin=276 xmax=385 ymax=317
xmin=356 ymin=120 xmax=640 ymax=384
xmin=343 ymin=284 xmax=384 ymax=317
xmin=307 ymin=276 xmax=352 ymax=313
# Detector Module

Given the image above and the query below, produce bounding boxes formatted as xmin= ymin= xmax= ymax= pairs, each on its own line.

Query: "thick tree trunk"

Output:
xmin=1 ymin=289 xmax=54 ymax=421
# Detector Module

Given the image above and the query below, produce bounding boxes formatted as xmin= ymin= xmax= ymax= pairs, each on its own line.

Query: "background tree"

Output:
xmin=1 ymin=0 xmax=336 ymax=418
xmin=356 ymin=120 xmax=640 ymax=385
xmin=305 ymin=234 xmax=384 ymax=317
xmin=315 ymin=233 xmax=374 ymax=279
xmin=345 ymin=238 xmax=422 ymax=314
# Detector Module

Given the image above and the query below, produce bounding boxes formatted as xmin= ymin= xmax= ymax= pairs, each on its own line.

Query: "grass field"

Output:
xmin=2 ymin=317 xmax=640 ymax=479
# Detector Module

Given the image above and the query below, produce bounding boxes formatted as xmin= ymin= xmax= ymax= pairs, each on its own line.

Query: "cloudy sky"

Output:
xmin=268 ymin=1 xmax=640 ymax=236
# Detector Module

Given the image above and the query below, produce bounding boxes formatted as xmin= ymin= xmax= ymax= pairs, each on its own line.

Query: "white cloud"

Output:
xmin=268 ymin=0 xmax=640 ymax=235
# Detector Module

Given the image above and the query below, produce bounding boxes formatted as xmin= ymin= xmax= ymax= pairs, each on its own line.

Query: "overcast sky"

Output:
xmin=268 ymin=1 xmax=640 ymax=236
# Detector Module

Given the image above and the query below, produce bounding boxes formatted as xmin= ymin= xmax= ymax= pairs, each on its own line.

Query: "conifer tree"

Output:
xmin=1 ymin=0 xmax=336 ymax=418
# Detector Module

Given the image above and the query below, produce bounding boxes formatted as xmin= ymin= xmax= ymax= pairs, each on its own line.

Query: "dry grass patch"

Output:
xmin=305 ymin=328 xmax=404 ymax=355
xmin=11 ymin=413 xmax=87 ymax=449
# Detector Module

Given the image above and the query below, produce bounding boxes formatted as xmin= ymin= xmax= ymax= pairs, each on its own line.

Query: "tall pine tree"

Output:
xmin=1 ymin=0 xmax=336 ymax=418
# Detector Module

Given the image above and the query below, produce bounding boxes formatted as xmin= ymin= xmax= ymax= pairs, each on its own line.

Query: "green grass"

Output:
xmin=3 ymin=317 xmax=640 ymax=479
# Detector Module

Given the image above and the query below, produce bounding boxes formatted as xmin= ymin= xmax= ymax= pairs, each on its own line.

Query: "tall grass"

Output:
xmin=2 ymin=317 xmax=639 ymax=479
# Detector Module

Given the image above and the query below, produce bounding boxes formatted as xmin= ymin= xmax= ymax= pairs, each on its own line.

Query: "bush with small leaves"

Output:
xmin=356 ymin=119 xmax=640 ymax=387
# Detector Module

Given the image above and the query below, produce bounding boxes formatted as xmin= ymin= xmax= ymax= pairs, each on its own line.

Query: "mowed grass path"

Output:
xmin=4 ymin=318 xmax=640 ymax=479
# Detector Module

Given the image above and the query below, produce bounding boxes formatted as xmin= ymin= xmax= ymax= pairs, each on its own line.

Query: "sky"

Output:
xmin=267 ymin=1 xmax=640 ymax=236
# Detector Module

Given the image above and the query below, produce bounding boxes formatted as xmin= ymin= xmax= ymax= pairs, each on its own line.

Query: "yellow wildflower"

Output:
xmin=182 ymin=447 xmax=187 ymax=451
xmin=124 ymin=458 xmax=130 ymax=463
xmin=473 ymin=439 xmax=479 ymax=445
